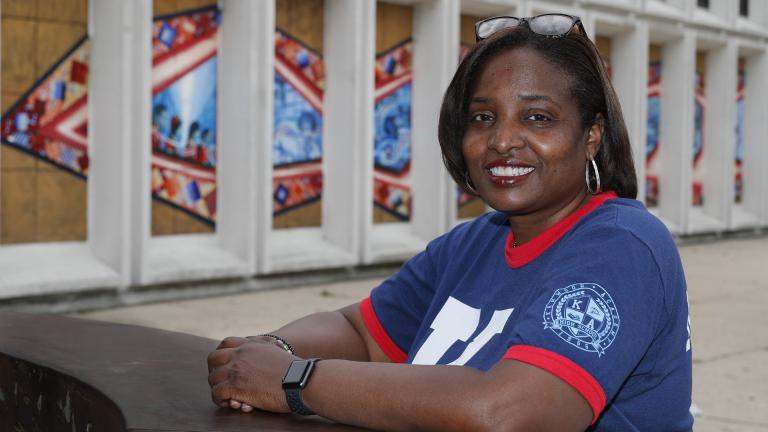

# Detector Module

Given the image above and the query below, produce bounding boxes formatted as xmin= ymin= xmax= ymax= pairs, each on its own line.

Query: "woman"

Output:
xmin=208 ymin=15 xmax=693 ymax=431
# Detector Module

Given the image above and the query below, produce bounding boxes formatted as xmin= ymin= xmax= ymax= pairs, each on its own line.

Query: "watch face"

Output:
xmin=284 ymin=360 xmax=310 ymax=384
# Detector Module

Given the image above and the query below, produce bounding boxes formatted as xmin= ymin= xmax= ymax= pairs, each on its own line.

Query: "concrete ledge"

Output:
xmin=0 ymin=242 xmax=121 ymax=300
xmin=0 ymin=264 xmax=399 ymax=315
xmin=0 ymin=312 xmax=361 ymax=431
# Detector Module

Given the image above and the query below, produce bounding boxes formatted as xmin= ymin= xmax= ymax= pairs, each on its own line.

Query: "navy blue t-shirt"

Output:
xmin=361 ymin=193 xmax=693 ymax=431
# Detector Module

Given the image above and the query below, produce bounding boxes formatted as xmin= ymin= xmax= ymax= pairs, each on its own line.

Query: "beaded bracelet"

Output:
xmin=258 ymin=334 xmax=295 ymax=355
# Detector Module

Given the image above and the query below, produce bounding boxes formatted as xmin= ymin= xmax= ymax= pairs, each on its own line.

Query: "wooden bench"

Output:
xmin=0 ymin=311 xmax=361 ymax=431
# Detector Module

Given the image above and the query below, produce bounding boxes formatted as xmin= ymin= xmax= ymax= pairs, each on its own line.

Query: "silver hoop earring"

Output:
xmin=585 ymin=158 xmax=601 ymax=195
xmin=464 ymin=174 xmax=478 ymax=195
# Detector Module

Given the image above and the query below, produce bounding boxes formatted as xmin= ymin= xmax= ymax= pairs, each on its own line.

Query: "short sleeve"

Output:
xmin=361 ymin=238 xmax=441 ymax=363
xmin=503 ymin=226 xmax=667 ymax=423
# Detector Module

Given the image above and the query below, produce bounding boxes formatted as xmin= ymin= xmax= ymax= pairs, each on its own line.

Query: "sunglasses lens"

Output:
xmin=529 ymin=15 xmax=576 ymax=36
xmin=477 ymin=17 xmax=521 ymax=39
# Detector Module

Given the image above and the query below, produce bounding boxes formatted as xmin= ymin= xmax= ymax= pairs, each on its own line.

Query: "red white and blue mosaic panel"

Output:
xmin=692 ymin=71 xmax=705 ymax=207
xmin=151 ymin=7 xmax=220 ymax=222
xmin=735 ymin=70 xmax=745 ymax=203
xmin=1 ymin=7 xmax=221 ymax=226
xmin=1 ymin=38 xmax=90 ymax=177
xmin=374 ymin=39 xmax=413 ymax=221
xmin=646 ymin=61 xmax=661 ymax=207
xmin=272 ymin=30 xmax=324 ymax=216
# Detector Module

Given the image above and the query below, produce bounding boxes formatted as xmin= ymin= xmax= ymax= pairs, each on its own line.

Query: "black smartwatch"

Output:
xmin=282 ymin=358 xmax=320 ymax=415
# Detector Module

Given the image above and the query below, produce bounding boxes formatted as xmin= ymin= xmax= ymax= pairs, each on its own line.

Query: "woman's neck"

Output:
xmin=508 ymin=190 xmax=593 ymax=246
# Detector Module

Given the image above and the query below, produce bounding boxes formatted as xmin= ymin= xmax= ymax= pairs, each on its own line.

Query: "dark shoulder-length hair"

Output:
xmin=439 ymin=27 xmax=638 ymax=199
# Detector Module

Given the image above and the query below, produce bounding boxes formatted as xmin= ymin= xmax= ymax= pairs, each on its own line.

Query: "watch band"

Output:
xmin=282 ymin=358 xmax=320 ymax=416
xmin=285 ymin=387 xmax=315 ymax=415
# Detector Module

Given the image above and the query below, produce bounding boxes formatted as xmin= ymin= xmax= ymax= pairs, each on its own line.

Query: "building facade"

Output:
xmin=1 ymin=0 xmax=767 ymax=303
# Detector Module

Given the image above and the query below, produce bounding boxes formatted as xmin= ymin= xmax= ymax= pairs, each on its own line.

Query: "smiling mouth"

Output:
xmin=484 ymin=161 xmax=536 ymax=186
xmin=488 ymin=166 xmax=535 ymax=177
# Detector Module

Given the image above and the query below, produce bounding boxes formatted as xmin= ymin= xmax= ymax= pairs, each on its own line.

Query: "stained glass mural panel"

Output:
xmin=1 ymin=38 xmax=90 ymax=177
xmin=373 ymin=39 xmax=412 ymax=222
xmin=646 ymin=45 xmax=663 ymax=207
xmin=692 ymin=52 xmax=706 ymax=207
xmin=272 ymin=30 xmax=324 ymax=225
xmin=151 ymin=7 xmax=220 ymax=227
xmin=735 ymin=64 xmax=745 ymax=203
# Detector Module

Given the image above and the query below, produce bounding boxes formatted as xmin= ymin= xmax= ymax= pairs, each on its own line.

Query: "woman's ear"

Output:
xmin=586 ymin=113 xmax=605 ymax=159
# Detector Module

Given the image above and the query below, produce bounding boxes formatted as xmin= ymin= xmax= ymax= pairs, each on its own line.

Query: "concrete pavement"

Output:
xmin=74 ymin=235 xmax=768 ymax=431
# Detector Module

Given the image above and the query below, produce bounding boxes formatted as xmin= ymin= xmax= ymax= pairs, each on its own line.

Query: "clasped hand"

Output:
xmin=207 ymin=336 xmax=298 ymax=413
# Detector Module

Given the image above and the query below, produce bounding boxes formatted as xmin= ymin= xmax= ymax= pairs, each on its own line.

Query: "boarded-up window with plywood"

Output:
xmin=273 ymin=0 xmax=325 ymax=229
xmin=646 ymin=44 xmax=662 ymax=208
xmin=692 ymin=51 xmax=706 ymax=207
xmin=151 ymin=1 xmax=220 ymax=236
xmin=374 ymin=2 xmax=413 ymax=224
xmin=735 ymin=57 xmax=746 ymax=203
xmin=0 ymin=0 xmax=89 ymax=244
xmin=595 ymin=35 xmax=612 ymax=78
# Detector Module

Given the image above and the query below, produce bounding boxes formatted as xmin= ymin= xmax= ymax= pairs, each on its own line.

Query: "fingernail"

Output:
xmin=241 ymin=404 xmax=254 ymax=413
xmin=230 ymin=400 xmax=242 ymax=409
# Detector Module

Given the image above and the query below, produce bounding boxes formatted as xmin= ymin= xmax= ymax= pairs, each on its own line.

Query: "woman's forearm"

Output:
xmin=270 ymin=309 xmax=371 ymax=361
xmin=302 ymin=360 xmax=499 ymax=431
xmin=210 ymin=312 xmax=590 ymax=430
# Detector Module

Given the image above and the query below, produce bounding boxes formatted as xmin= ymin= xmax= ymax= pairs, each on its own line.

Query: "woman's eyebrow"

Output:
xmin=517 ymin=94 xmax=561 ymax=108
xmin=469 ymin=96 xmax=493 ymax=104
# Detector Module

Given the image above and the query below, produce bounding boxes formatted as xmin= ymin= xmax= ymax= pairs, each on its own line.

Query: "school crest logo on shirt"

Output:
xmin=543 ymin=283 xmax=619 ymax=357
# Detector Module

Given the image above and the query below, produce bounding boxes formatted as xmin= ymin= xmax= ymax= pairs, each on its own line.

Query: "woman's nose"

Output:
xmin=488 ymin=123 xmax=524 ymax=154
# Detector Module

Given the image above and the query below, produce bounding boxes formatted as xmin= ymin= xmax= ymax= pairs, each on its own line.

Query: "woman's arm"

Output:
xmin=208 ymin=302 xmax=593 ymax=431
xmin=208 ymin=340 xmax=591 ymax=431
xmin=263 ymin=303 xmax=390 ymax=363
xmin=208 ymin=301 xmax=390 ymax=412
xmin=303 ymin=358 xmax=592 ymax=431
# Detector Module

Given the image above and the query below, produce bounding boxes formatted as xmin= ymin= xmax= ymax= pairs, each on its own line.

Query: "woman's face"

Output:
xmin=462 ymin=47 xmax=601 ymax=217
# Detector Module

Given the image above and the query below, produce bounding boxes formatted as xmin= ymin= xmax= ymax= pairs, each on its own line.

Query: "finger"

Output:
xmin=220 ymin=400 xmax=230 ymax=408
xmin=241 ymin=403 xmax=254 ymax=413
xmin=207 ymin=348 xmax=233 ymax=372
xmin=230 ymin=400 xmax=242 ymax=410
xmin=208 ymin=367 xmax=229 ymax=387
xmin=211 ymin=382 xmax=234 ymax=407
xmin=217 ymin=336 xmax=248 ymax=349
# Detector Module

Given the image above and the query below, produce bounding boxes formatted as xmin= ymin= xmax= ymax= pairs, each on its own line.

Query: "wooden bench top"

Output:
xmin=0 ymin=311 xmax=363 ymax=431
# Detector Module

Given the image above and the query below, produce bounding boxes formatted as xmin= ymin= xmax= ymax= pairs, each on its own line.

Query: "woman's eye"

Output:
xmin=525 ymin=113 xmax=551 ymax=122
xmin=471 ymin=112 xmax=494 ymax=123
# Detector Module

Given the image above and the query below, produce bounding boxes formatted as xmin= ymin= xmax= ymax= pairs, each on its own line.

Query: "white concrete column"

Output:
xmin=322 ymin=0 xmax=376 ymax=259
xmin=742 ymin=50 xmax=768 ymax=224
xmin=411 ymin=0 xmax=460 ymax=240
xmin=658 ymin=29 xmax=696 ymax=232
xmin=702 ymin=39 xmax=738 ymax=226
xmin=582 ymin=13 xmax=598 ymax=41
xmin=88 ymin=0 xmax=152 ymax=287
xmin=516 ymin=0 xmax=534 ymax=18
xmin=611 ymin=20 xmax=650 ymax=202
xmin=217 ymin=0 xmax=274 ymax=274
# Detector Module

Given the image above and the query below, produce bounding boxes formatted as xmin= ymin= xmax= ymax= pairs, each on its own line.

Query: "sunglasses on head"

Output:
xmin=475 ymin=14 xmax=586 ymax=42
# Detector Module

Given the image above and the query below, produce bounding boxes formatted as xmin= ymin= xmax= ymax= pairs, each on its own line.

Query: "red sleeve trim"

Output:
xmin=359 ymin=297 xmax=408 ymax=363
xmin=503 ymin=345 xmax=606 ymax=425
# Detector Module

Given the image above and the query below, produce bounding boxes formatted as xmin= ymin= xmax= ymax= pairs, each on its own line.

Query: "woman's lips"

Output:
xmin=484 ymin=160 xmax=535 ymax=186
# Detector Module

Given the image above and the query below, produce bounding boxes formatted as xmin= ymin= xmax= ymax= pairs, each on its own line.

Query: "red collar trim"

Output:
xmin=505 ymin=191 xmax=618 ymax=268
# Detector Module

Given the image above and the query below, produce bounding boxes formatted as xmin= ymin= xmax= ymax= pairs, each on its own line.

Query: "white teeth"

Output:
xmin=489 ymin=166 xmax=535 ymax=177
